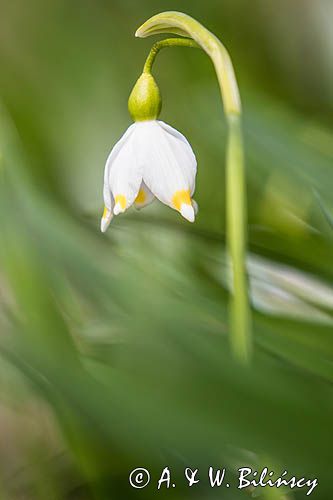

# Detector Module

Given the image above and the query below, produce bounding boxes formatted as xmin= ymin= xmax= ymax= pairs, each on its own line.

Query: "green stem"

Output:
xmin=136 ymin=11 xmax=241 ymax=115
xmin=136 ymin=12 xmax=251 ymax=363
xmin=143 ymin=38 xmax=199 ymax=74
xmin=226 ymin=114 xmax=251 ymax=363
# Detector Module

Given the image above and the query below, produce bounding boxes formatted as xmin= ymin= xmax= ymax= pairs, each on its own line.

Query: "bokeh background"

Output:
xmin=1 ymin=0 xmax=333 ymax=498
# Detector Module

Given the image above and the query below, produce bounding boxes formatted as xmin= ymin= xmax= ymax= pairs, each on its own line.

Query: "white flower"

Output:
xmin=101 ymin=120 xmax=197 ymax=232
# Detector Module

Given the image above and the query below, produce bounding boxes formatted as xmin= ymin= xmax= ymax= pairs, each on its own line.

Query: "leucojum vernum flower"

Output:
xmin=101 ymin=52 xmax=198 ymax=233
xmin=101 ymin=11 xmax=252 ymax=364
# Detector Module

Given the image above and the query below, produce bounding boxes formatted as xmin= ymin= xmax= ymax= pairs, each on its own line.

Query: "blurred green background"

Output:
xmin=1 ymin=0 xmax=333 ymax=498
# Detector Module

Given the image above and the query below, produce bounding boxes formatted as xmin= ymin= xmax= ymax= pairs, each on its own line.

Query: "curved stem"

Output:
xmin=143 ymin=38 xmax=199 ymax=74
xmin=136 ymin=12 xmax=251 ymax=363
xmin=136 ymin=11 xmax=241 ymax=115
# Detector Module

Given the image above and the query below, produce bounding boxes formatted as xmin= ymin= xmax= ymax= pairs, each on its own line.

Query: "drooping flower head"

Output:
xmin=101 ymin=70 xmax=197 ymax=232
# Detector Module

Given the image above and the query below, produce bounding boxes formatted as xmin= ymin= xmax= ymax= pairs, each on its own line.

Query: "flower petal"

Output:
xmin=180 ymin=203 xmax=195 ymax=222
xmin=108 ymin=123 xmax=143 ymax=215
xmin=192 ymin=199 xmax=199 ymax=215
xmin=101 ymin=124 xmax=137 ymax=231
xmin=103 ymin=123 xmax=136 ymax=211
xmin=139 ymin=121 xmax=197 ymax=221
xmin=100 ymin=206 xmax=113 ymax=233
xmin=134 ymin=181 xmax=155 ymax=210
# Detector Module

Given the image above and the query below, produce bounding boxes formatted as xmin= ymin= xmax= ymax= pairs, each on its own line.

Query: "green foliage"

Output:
xmin=0 ymin=1 xmax=333 ymax=498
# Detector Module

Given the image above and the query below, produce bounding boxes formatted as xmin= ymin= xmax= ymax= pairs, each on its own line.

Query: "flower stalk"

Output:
xmin=143 ymin=38 xmax=199 ymax=74
xmin=226 ymin=114 xmax=251 ymax=362
xmin=136 ymin=11 xmax=251 ymax=363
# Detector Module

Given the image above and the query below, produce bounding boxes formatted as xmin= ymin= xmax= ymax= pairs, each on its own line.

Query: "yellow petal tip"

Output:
xmin=113 ymin=195 xmax=127 ymax=215
xmin=101 ymin=206 xmax=113 ymax=232
xmin=135 ymin=188 xmax=147 ymax=205
xmin=172 ymin=189 xmax=192 ymax=211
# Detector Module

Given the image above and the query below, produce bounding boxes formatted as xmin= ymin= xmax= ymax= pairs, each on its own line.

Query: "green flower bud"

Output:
xmin=128 ymin=72 xmax=162 ymax=121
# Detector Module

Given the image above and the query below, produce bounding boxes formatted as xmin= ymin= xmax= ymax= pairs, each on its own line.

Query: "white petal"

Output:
xmin=192 ymin=199 xmax=199 ymax=215
xmin=109 ymin=124 xmax=143 ymax=213
xmin=113 ymin=202 xmax=123 ymax=215
xmin=103 ymin=123 xmax=136 ymax=211
xmin=134 ymin=181 xmax=155 ymax=210
xmin=100 ymin=207 xmax=113 ymax=233
xmin=138 ymin=121 xmax=197 ymax=221
xmin=158 ymin=121 xmax=197 ymax=169
xmin=180 ymin=203 xmax=195 ymax=223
